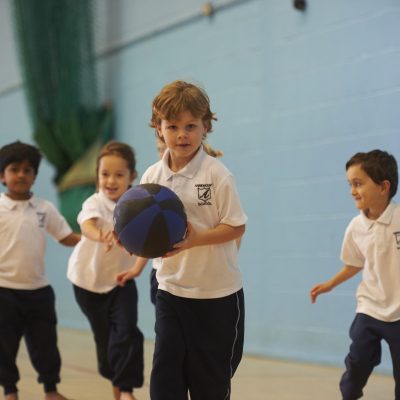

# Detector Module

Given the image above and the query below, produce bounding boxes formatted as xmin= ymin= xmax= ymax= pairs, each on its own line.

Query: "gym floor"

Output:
xmin=15 ymin=328 xmax=393 ymax=400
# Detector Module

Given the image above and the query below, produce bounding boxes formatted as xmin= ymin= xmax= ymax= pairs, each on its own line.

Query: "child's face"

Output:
xmin=98 ymin=155 xmax=136 ymax=202
xmin=0 ymin=160 xmax=36 ymax=200
xmin=347 ymin=163 xmax=390 ymax=218
xmin=157 ymin=110 xmax=207 ymax=169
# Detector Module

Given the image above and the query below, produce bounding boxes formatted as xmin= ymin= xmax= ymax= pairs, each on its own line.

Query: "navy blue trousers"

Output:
xmin=150 ymin=289 xmax=245 ymax=400
xmin=0 ymin=286 xmax=61 ymax=395
xmin=340 ymin=313 xmax=400 ymax=400
xmin=73 ymin=281 xmax=144 ymax=392
xmin=150 ymin=268 xmax=158 ymax=305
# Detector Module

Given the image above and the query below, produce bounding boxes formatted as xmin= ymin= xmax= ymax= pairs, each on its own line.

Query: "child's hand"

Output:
xmin=112 ymin=230 xmax=135 ymax=255
xmin=116 ymin=257 xmax=148 ymax=286
xmin=310 ymin=282 xmax=333 ymax=303
xmin=99 ymin=228 xmax=115 ymax=252
xmin=164 ymin=222 xmax=195 ymax=257
xmin=117 ymin=270 xmax=138 ymax=287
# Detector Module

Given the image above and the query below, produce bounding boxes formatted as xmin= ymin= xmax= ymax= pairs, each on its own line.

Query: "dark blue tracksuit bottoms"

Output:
xmin=73 ymin=280 xmax=144 ymax=392
xmin=340 ymin=313 xmax=400 ymax=400
xmin=0 ymin=286 xmax=61 ymax=395
xmin=150 ymin=289 xmax=245 ymax=400
xmin=150 ymin=268 xmax=158 ymax=305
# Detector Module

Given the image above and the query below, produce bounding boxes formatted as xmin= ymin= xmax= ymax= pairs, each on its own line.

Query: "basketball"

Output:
xmin=113 ymin=183 xmax=187 ymax=258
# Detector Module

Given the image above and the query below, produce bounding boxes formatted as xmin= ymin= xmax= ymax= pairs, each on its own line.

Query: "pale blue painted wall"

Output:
xmin=1 ymin=0 xmax=400 ymax=372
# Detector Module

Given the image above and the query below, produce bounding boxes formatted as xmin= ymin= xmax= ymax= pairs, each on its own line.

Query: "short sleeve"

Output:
xmin=45 ymin=202 xmax=73 ymax=241
xmin=340 ymin=222 xmax=364 ymax=268
xmin=215 ymin=174 xmax=247 ymax=227
xmin=77 ymin=195 xmax=102 ymax=225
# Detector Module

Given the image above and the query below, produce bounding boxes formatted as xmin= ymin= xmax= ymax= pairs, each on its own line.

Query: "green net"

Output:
xmin=12 ymin=0 xmax=112 ymax=231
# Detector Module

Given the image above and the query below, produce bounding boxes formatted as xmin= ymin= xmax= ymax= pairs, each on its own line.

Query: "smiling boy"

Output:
xmin=310 ymin=150 xmax=400 ymax=399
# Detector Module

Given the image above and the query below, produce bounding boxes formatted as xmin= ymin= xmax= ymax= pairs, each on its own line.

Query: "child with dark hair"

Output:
xmin=0 ymin=141 xmax=42 ymax=176
xmin=311 ymin=149 xmax=400 ymax=399
xmin=0 ymin=141 xmax=80 ymax=400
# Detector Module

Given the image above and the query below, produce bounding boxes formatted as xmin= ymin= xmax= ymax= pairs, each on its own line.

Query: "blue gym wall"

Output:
xmin=1 ymin=0 xmax=400 ymax=372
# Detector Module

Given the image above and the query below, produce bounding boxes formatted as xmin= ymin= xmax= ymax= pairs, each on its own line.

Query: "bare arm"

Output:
xmin=310 ymin=265 xmax=361 ymax=304
xmin=165 ymin=223 xmax=246 ymax=257
xmin=81 ymin=218 xmax=114 ymax=250
xmin=59 ymin=232 xmax=81 ymax=247
xmin=81 ymin=218 xmax=103 ymax=241
xmin=116 ymin=257 xmax=149 ymax=286
xmin=190 ymin=223 xmax=245 ymax=246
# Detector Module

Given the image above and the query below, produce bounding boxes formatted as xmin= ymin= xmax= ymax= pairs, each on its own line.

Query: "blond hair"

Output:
xmin=150 ymin=80 xmax=217 ymax=132
xmin=203 ymin=141 xmax=223 ymax=158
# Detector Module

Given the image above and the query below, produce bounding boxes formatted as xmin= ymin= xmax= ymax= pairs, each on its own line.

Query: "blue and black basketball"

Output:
xmin=113 ymin=183 xmax=187 ymax=258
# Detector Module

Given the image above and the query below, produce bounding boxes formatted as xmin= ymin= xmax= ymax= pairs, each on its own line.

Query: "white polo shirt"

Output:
xmin=0 ymin=193 xmax=72 ymax=290
xmin=67 ymin=191 xmax=137 ymax=293
xmin=141 ymin=146 xmax=247 ymax=299
xmin=341 ymin=202 xmax=400 ymax=322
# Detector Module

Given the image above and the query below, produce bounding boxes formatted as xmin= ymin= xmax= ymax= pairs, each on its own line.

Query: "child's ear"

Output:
xmin=156 ymin=127 xmax=163 ymax=140
xmin=382 ymin=180 xmax=391 ymax=194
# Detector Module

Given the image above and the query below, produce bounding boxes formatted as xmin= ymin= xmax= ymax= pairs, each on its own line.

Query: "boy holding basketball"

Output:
xmin=148 ymin=137 xmax=224 ymax=305
xmin=117 ymin=80 xmax=247 ymax=400
xmin=310 ymin=150 xmax=400 ymax=399
xmin=0 ymin=141 xmax=80 ymax=400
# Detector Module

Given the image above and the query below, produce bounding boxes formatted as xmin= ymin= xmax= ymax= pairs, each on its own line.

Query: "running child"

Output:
xmin=310 ymin=149 xmax=400 ymax=399
xmin=0 ymin=141 xmax=80 ymax=400
xmin=118 ymin=80 xmax=247 ymax=400
xmin=67 ymin=141 xmax=144 ymax=400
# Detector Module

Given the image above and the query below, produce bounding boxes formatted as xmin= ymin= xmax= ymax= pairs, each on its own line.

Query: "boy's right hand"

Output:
xmin=117 ymin=270 xmax=136 ymax=287
xmin=310 ymin=282 xmax=333 ymax=304
xmin=310 ymin=265 xmax=360 ymax=304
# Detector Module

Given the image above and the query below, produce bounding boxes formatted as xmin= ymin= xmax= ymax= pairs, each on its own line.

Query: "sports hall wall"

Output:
xmin=1 ymin=0 xmax=399 ymax=371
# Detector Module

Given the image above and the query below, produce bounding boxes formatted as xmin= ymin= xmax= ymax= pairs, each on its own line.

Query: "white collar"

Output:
xmin=0 ymin=192 xmax=36 ymax=210
xmin=161 ymin=146 xmax=205 ymax=180
xmin=360 ymin=202 xmax=396 ymax=230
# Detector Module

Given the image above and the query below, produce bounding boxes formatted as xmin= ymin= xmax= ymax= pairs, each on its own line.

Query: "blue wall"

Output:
xmin=1 ymin=0 xmax=400 ymax=371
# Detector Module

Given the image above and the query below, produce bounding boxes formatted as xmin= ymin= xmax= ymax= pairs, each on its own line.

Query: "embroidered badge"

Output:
xmin=195 ymin=183 xmax=212 ymax=206
xmin=393 ymin=231 xmax=400 ymax=249
xmin=36 ymin=212 xmax=46 ymax=227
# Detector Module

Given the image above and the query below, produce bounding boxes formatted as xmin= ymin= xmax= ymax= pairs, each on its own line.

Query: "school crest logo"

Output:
xmin=195 ymin=183 xmax=212 ymax=206
xmin=36 ymin=212 xmax=46 ymax=228
xmin=393 ymin=231 xmax=400 ymax=249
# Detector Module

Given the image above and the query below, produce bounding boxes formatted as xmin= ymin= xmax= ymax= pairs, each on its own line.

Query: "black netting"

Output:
xmin=12 ymin=0 xmax=112 ymax=231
